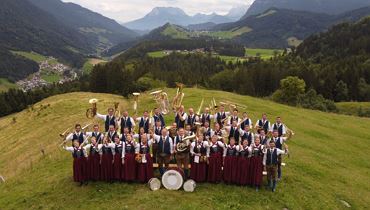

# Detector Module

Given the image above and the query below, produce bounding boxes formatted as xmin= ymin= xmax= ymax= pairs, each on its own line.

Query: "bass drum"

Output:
xmin=183 ymin=179 xmax=196 ymax=192
xmin=162 ymin=167 xmax=184 ymax=190
xmin=148 ymin=178 xmax=161 ymax=191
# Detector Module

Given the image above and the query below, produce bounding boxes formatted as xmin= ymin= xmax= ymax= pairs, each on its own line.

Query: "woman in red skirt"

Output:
xmin=100 ymin=137 xmax=115 ymax=182
xmin=122 ymin=134 xmax=138 ymax=182
xmin=223 ymin=137 xmax=238 ymax=184
xmin=113 ymin=135 xmax=123 ymax=181
xmin=136 ymin=134 xmax=154 ymax=183
xmin=190 ymin=135 xmax=209 ymax=182
xmin=207 ymin=135 xmax=225 ymax=183
xmin=84 ymin=137 xmax=101 ymax=181
xmin=250 ymin=137 xmax=264 ymax=191
xmin=63 ymin=140 xmax=88 ymax=186
xmin=237 ymin=139 xmax=251 ymax=186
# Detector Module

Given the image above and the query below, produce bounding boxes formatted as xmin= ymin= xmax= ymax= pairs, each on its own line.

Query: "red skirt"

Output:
xmin=122 ymin=153 xmax=137 ymax=181
xmin=113 ymin=153 xmax=123 ymax=181
xmin=237 ymin=157 xmax=251 ymax=186
xmin=223 ymin=156 xmax=238 ymax=184
xmin=207 ymin=153 xmax=223 ymax=183
xmin=190 ymin=157 xmax=207 ymax=183
xmin=250 ymin=156 xmax=263 ymax=187
xmin=137 ymin=154 xmax=154 ymax=183
xmin=87 ymin=153 xmax=100 ymax=181
xmin=100 ymin=153 xmax=113 ymax=181
xmin=72 ymin=157 xmax=87 ymax=182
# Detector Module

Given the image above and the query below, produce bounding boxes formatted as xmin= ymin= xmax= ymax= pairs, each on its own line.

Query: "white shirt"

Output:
xmin=85 ymin=131 xmax=104 ymax=141
xmin=240 ymin=118 xmax=252 ymax=128
xmin=174 ymin=112 xmax=188 ymax=122
xmin=271 ymin=123 xmax=286 ymax=134
xmin=117 ymin=116 xmax=136 ymax=127
xmin=83 ymin=143 xmax=102 ymax=154
xmin=236 ymin=145 xmax=252 ymax=157
xmin=66 ymin=132 xmax=87 ymax=144
xmin=263 ymin=148 xmax=286 ymax=165
xmin=207 ymin=141 xmax=226 ymax=157
xmin=136 ymin=140 xmax=153 ymax=153
xmin=96 ymin=113 xmax=114 ymax=122
xmin=190 ymin=140 xmax=209 ymax=156
xmin=122 ymin=141 xmax=138 ymax=158
xmin=99 ymin=143 xmax=115 ymax=155
xmin=255 ymin=119 xmax=270 ymax=129
xmin=63 ymin=146 xmax=88 ymax=157
xmin=215 ymin=112 xmax=230 ymax=121
xmin=152 ymin=134 xmax=174 ymax=154
xmin=238 ymin=129 xmax=255 ymax=144
xmin=270 ymin=136 xmax=287 ymax=145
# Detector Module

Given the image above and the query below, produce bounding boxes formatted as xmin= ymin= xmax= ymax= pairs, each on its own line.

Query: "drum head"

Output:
xmin=183 ymin=179 xmax=196 ymax=192
xmin=148 ymin=178 xmax=161 ymax=191
xmin=162 ymin=170 xmax=183 ymax=190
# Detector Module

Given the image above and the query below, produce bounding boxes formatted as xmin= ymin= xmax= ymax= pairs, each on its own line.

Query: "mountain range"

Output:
xmin=123 ymin=6 xmax=249 ymax=31
xmin=243 ymin=0 xmax=370 ymax=18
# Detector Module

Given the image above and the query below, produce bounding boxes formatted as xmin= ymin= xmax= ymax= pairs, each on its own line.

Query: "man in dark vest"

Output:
xmin=152 ymin=120 xmax=163 ymax=163
xmin=174 ymin=128 xmax=191 ymax=178
xmin=151 ymin=128 xmax=174 ymax=176
xmin=186 ymin=108 xmax=198 ymax=132
xmin=135 ymin=111 xmax=150 ymax=133
xmin=153 ymin=108 xmax=165 ymax=127
xmin=86 ymin=124 xmax=104 ymax=144
xmin=255 ymin=113 xmax=270 ymax=134
xmin=263 ymin=140 xmax=288 ymax=192
xmin=228 ymin=120 xmax=240 ymax=144
xmin=175 ymin=105 xmax=187 ymax=129
xmin=215 ymin=105 xmax=229 ymax=128
xmin=272 ymin=117 xmax=286 ymax=137
xmin=240 ymin=112 xmax=252 ymax=130
xmin=239 ymin=125 xmax=254 ymax=146
xmin=228 ymin=109 xmax=241 ymax=126
xmin=271 ymin=130 xmax=288 ymax=180
xmin=119 ymin=111 xmax=135 ymax=133
xmin=96 ymin=108 xmax=116 ymax=132
xmin=107 ymin=125 xmax=118 ymax=143
xmin=200 ymin=107 xmax=213 ymax=126
xmin=66 ymin=124 xmax=87 ymax=145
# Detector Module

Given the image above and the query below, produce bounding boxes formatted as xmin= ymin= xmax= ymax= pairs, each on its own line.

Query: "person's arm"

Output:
xmin=121 ymin=142 xmax=126 ymax=159
xmin=65 ymin=133 xmax=73 ymax=141
xmin=135 ymin=117 xmax=141 ymax=122
xmin=63 ymin=146 xmax=74 ymax=153
xmin=83 ymin=134 xmax=88 ymax=145
xmin=180 ymin=113 xmax=187 ymax=121
xmin=282 ymin=124 xmax=287 ymax=135
xmin=206 ymin=144 xmax=210 ymax=157
xmin=135 ymin=143 xmax=140 ymax=154
xmin=223 ymin=145 xmax=227 ymax=157
xmin=95 ymin=113 xmax=106 ymax=121
xmin=130 ymin=117 xmax=136 ymax=127
xmin=169 ymin=137 xmax=174 ymax=154
xmin=85 ymin=132 xmax=93 ymax=137
xmin=262 ymin=152 xmax=267 ymax=166
xmin=83 ymin=144 xmax=91 ymax=151
xmin=239 ymin=128 xmax=245 ymax=136
xmin=248 ymin=119 xmax=253 ymax=129
xmin=190 ymin=142 xmax=195 ymax=156
xmin=276 ymin=148 xmax=288 ymax=155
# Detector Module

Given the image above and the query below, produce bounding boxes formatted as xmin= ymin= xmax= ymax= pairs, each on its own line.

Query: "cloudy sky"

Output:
xmin=62 ymin=0 xmax=255 ymax=23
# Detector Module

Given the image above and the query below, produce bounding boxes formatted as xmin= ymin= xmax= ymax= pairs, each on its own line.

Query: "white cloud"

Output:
xmin=62 ymin=0 xmax=254 ymax=23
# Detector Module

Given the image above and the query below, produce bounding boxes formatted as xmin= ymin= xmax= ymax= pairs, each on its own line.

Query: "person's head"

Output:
xmin=155 ymin=120 xmax=162 ymax=127
xmin=108 ymin=108 xmax=114 ymax=116
xmin=93 ymin=124 xmax=99 ymax=132
xmin=141 ymin=134 xmax=148 ymax=144
xmin=189 ymin=108 xmax=194 ymax=115
xmin=243 ymin=112 xmax=248 ymax=118
xmin=242 ymin=139 xmax=249 ymax=147
xmin=109 ymin=124 xmax=115 ymax=132
xmin=185 ymin=124 xmax=191 ymax=132
xmin=211 ymin=135 xmax=218 ymax=143
xmin=103 ymin=136 xmax=109 ymax=144
xmin=154 ymin=108 xmax=159 ymax=115
xmin=244 ymin=126 xmax=250 ymax=132
xmin=269 ymin=140 xmax=276 ymax=148
xmin=124 ymin=127 xmax=129 ymax=134
xmin=161 ymin=128 xmax=168 ymax=136
xmin=204 ymin=107 xmax=210 ymax=114
xmin=233 ymin=109 xmax=238 ymax=116
xmin=73 ymin=140 xmax=80 ymax=148
xmin=220 ymin=105 xmax=225 ymax=112
xmin=139 ymin=127 xmax=145 ymax=134
xmin=179 ymin=105 xmax=184 ymax=113
xmin=214 ymin=123 xmax=220 ymax=131
xmin=123 ymin=111 xmax=128 ymax=117
xmin=229 ymin=137 xmax=236 ymax=146
xmin=172 ymin=122 xmax=177 ymax=128
xmin=197 ymin=134 xmax=204 ymax=142
xmin=91 ymin=136 xmax=97 ymax=144
xmin=232 ymin=120 xmax=237 ymax=127
xmin=178 ymin=128 xmax=185 ymax=136
xmin=276 ymin=116 xmax=282 ymax=124
xmin=114 ymin=135 xmax=120 ymax=144
xmin=75 ymin=124 xmax=81 ymax=132
xmin=255 ymin=137 xmax=260 ymax=145
xmin=143 ymin=111 xmax=149 ymax=118
xmin=262 ymin=113 xmax=267 ymax=120
xmin=260 ymin=130 xmax=265 ymax=136
xmin=126 ymin=134 xmax=133 ymax=142
xmin=273 ymin=130 xmax=279 ymax=137
xmin=204 ymin=121 xmax=210 ymax=128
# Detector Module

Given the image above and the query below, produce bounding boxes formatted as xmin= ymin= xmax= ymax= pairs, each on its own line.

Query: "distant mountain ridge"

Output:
xmin=243 ymin=0 xmax=370 ymax=18
xmin=123 ymin=6 xmax=249 ymax=31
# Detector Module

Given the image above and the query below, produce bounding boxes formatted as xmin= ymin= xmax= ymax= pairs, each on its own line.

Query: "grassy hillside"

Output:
xmin=0 ymin=88 xmax=369 ymax=209
xmin=0 ymin=78 xmax=18 ymax=92
xmin=336 ymin=102 xmax=370 ymax=117
xmin=82 ymin=58 xmax=107 ymax=74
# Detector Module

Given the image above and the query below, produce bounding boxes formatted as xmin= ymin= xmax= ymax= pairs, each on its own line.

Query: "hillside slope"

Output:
xmin=0 ymin=88 xmax=369 ymax=209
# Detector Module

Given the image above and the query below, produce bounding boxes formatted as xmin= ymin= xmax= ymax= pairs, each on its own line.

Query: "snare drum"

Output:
xmin=162 ymin=167 xmax=184 ymax=190
xmin=183 ymin=179 xmax=196 ymax=192
xmin=148 ymin=178 xmax=161 ymax=191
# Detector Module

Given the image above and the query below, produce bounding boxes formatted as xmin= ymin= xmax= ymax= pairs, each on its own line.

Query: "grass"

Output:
xmin=336 ymin=102 xmax=370 ymax=117
xmin=0 ymin=88 xmax=369 ymax=209
xmin=147 ymin=51 xmax=168 ymax=58
xmin=245 ymin=48 xmax=283 ymax=59
xmin=0 ymin=78 xmax=18 ymax=92
xmin=214 ymin=55 xmax=247 ymax=63
xmin=41 ymin=73 xmax=61 ymax=83
xmin=11 ymin=51 xmax=58 ymax=64
xmin=207 ymin=27 xmax=252 ymax=39
xmin=161 ymin=25 xmax=190 ymax=39
xmin=82 ymin=58 xmax=107 ymax=74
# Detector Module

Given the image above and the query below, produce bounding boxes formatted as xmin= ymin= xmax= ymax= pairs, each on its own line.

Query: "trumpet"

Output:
xmin=86 ymin=98 xmax=98 ymax=119
xmin=150 ymin=90 xmax=170 ymax=115
xmin=172 ymin=82 xmax=185 ymax=111
xmin=133 ymin=92 xmax=140 ymax=115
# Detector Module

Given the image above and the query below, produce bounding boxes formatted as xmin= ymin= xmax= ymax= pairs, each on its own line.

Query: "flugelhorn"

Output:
xmin=86 ymin=98 xmax=98 ymax=119
xmin=172 ymin=82 xmax=185 ymax=111
xmin=133 ymin=93 xmax=140 ymax=115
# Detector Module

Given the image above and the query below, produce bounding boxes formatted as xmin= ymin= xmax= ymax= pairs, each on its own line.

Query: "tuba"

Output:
xmin=86 ymin=98 xmax=98 ymax=119
xmin=172 ymin=82 xmax=185 ymax=111
xmin=133 ymin=93 xmax=140 ymax=115
xmin=176 ymin=135 xmax=196 ymax=152
xmin=150 ymin=90 xmax=170 ymax=115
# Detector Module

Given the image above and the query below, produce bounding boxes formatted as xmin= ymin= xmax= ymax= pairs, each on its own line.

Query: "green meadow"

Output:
xmin=0 ymin=88 xmax=368 ymax=209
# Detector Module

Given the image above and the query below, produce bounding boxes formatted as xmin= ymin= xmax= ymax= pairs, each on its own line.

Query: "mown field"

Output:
xmin=336 ymin=102 xmax=370 ymax=117
xmin=0 ymin=78 xmax=17 ymax=92
xmin=11 ymin=51 xmax=58 ymax=64
xmin=0 ymin=88 xmax=369 ymax=209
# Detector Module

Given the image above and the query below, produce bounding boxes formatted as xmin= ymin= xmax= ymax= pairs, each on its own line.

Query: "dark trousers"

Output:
xmin=158 ymin=154 xmax=171 ymax=175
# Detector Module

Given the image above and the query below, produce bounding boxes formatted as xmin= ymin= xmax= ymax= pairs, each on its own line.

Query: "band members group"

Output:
xmin=63 ymin=104 xmax=292 ymax=192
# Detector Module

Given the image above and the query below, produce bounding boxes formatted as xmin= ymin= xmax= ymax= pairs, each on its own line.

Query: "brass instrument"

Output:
xmin=285 ymin=125 xmax=295 ymax=140
xmin=59 ymin=127 xmax=71 ymax=139
xmin=209 ymin=98 xmax=218 ymax=115
xmin=82 ymin=123 xmax=92 ymax=131
xmin=150 ymin=90 xmax=170 ymax=115
xmin=176 ymin=135 xmax=196 ymax=152
xmin=219 ymin=101 xmax=247 ymax=110
xmin=114 ymin=102 xmax=121 ymax=118
xmin=86 ymin=98 xmax=98 ymax=119
xmin=196 ymin=98 xmax=204 ymax=116
xmin=172 ymin=82 xmax=185 ymax=111
xmin=133 ymin=93 xmax=140 ymax=115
